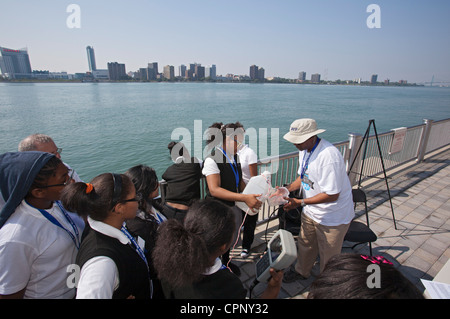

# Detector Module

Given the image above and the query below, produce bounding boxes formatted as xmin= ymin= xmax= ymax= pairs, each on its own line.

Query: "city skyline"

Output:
xmin=1 ymin=1 xmax=450 ymax=84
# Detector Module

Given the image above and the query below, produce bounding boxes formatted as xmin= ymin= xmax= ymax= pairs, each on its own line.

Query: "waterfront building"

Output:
xmin=49 ymin=72 xmax=71 ymax=80
xmin=371 ymin=74 xmax=378 ymax=84
xmin=107 ymin=62 xmax=127 ymax=81
xmin=185 ymin=68 xmax=193 ymax=79
xmin=32 ymin=70 xmax=50 ymax=79
xmin=250 ymin=65 xmax=265 ymax=81
xmin=298 ymin=71 xmax=306 ymax=82
xmin=147 ymin=62 xmax=158 ymax=80
xmin=188 ymin=64 xmax=196 ymax=79
xmin=311 ymin=73 xmax=321 ymax=83
xmin=139 ymin=68 xmax=148 ymax=81
xmin=92 ymin=69 xmax=109 ymax=80
xmin=195 ymin=64 xmax=205 ymax=80
xmin=258 ymin=67 xmax=265 ymax=80
xmin=250 ymin=65 xmax=258 ymax=80
xmin=86 ymin=46 xmax=97 ymax=72
xmin=163 ymin=65 xmax=175 ymax=80
xmin=0 ymin=46 xmax=32 ymax=79
xmin=179 ymin=64 xmax=186 ymax=78
xmin=206 ymin=64 xmax=217 ymax=80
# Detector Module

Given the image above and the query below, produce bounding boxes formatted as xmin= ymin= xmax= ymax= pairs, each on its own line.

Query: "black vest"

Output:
xmin=205 ymin=149 xmax=242 ymax=207
xmin=76 ymin=227 xmax=151 ymax=299
xmin=162 ymin=157 xmax=202 ymax=206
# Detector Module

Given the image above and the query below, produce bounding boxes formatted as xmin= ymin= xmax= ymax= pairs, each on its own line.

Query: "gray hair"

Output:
xmin=18 ymin=134 xmax=55 ymax=151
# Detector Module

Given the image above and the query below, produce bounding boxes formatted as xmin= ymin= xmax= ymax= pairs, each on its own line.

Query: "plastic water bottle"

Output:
xmin=236 ymin=171 xmax=272 ymax=215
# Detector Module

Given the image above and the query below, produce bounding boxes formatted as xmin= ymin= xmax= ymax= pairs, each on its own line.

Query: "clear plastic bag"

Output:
xmin=267 ymin=187 xmax=289 ymax=206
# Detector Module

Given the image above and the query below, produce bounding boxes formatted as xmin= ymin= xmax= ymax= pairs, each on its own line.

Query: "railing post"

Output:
xmin=347 ymin=133 xmax=364 ymax=186
xmin=416 ymin=119 xmax=433 ymax=163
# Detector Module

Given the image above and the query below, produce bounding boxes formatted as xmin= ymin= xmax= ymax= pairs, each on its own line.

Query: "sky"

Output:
xmin=1 ymin=0 xmax=450 ymax=84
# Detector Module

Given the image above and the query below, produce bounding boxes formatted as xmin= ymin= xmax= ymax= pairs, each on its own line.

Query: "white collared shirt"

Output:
xmin=76 ymin=217 xmax=139 ymax=299
xmin=0 ymin=200 xmax=80 ymax=298
xmin=202 ymin=258 xmax=226 ymax=275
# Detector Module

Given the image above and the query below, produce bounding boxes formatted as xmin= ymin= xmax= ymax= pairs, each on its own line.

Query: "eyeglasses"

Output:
xmin=39 ymin=169 xmax=74 ymax=188
xmin=121 ymin=193 xmax=143 ymax=203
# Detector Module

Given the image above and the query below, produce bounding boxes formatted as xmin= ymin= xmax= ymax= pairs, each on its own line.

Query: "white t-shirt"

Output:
xmin=237 ymin=144 xmax=258 ymax=184
xmin=202 ymin=157 xmax=220 ymax=177
xmin=202 ymin=148 xmax=239 ymax=177
xmin=298 ymin=139 xmax=354 ymax=226
xmin=0 ymin=200 xmax=81 ymax=298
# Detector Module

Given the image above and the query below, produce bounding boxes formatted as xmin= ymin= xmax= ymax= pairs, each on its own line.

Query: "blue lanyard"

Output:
xmin=218 ymin=147 xmax=240 ymax=191
xmin=300 ymin=138 xmax=320 ymax=179
xmin=30 ymin=200 xmax=80 ymax=250
xmin=120 ymin=225 xmax=149 ymax=270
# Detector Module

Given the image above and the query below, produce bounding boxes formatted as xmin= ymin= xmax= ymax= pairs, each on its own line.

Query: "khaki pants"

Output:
xmin=295 ymin=212 xmax=350 ymax=277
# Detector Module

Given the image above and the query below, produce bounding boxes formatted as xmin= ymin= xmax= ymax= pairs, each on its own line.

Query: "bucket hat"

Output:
xmin=283 ymin=118 xmax=326 ymax=144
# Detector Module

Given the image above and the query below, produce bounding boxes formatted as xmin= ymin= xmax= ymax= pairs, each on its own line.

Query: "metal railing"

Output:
xmin=161 ymin=118 xmax=450 ymax=224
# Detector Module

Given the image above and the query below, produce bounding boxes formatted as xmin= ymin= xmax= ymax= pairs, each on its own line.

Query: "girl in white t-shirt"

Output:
xmin=0 ymin=152 xmax=83 ymax=299
xmin=202 ymin=122 xmax=261 ymax=274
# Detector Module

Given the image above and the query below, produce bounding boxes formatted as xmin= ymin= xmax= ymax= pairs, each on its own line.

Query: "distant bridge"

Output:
xmin=419 ymin=76 xmax=450 ymax=86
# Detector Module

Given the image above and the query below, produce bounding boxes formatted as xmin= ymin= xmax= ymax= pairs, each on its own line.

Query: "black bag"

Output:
xmin=278 ymin=188 xmax=302 ymax=236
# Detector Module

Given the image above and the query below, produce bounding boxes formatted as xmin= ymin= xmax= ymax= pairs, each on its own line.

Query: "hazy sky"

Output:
xmin=1 ymin=0 xmax=449 ymax=83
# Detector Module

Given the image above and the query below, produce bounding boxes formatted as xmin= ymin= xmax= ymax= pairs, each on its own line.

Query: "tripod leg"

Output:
xmin=372 ymin=121 xmax=398 ymax=230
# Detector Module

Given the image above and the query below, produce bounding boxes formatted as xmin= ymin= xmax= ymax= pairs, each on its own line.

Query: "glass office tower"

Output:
xmin=86 ymin=46 xmax=97 ymax=72
xmin=0 ymin=46 xmax=32 ymax=79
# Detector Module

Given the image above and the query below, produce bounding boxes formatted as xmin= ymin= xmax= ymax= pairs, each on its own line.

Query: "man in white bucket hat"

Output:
xmin=281 ymin=119 xmax=354 ymax=282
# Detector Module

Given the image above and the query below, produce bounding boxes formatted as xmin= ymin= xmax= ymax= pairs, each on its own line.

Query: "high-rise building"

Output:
xmin=206 ymin=64 xmax=217 ymax=80
xmin=371 ymin=74 xmax=378 ymax=84
xmin=250 ymin=65 xmax=265 ymax=81
xmin=250 ymin=65 xmax=258 ymax=80
xmin=206 ymin=65 xmax=216 ymax=79
xmin=107 ymin=62 xmax=126 ymax=80
xmin=187 ymin=63 xmax=197 ymax=79
xmin=86 ymin=46 xmax=97 ymax=72
xmin=195 ymin=64 xmax=205 ymax=80
xmin=139 ymin=68 xmax=148 ymax=81
xmin=298 ymin=71 xmax=306 ymax=81
xmin=0 ymin=46 xmax=32 ymax=79
xmin=179 ymin=64 xmax=186 ymax=78
xmin=311 ymin=73 xmax=321 ymax=83
xmin=147 ymin=62 xmax=158 ymax=80
xmin=163 ymin=65 xmax=175 ymax=80
xmin=258 ymin=67 xmax=265 ymax=80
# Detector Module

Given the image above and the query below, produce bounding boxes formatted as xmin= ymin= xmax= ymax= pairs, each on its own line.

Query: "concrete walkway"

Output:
xmin=230 ymin=145 xmax=450 ymax=298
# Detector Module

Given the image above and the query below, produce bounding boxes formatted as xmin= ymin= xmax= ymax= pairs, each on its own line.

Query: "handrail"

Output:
xmin=161 ymin=118 xmax=450 ymax=225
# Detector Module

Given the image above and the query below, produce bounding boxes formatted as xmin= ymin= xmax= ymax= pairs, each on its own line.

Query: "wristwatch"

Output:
xmin=301 ymin=199 xmax=306 ymax=207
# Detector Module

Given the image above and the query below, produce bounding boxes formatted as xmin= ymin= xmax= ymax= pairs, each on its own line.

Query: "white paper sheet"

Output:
xmin=421 ymin=279 xmax=450 ymax=299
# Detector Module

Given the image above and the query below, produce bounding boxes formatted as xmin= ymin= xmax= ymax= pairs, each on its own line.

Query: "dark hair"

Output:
xmin=152 ymin=199 xmax=235 ymax=288
xmin=205 ymin=122 xmax=244 ymax=149
xmin=234 ymin=121 xmax=244 ymax=130
xmin=308 ymin=253 xmax=424 ymax=299
xmin=167 ymin=141 xmax=189 ymax=161
xmin=28 ymin=156 xmax=63 ymax=192
xmin=124 ymin=165 xmax=158 ymax=213
xmin=61 ymin=173 xmax=134 ymax=221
